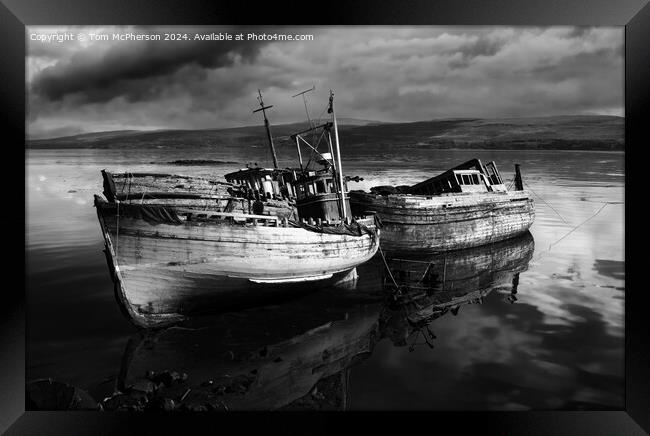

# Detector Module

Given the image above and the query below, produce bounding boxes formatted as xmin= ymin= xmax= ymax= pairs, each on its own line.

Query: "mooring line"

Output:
xmin=378 ymin=245 xmax=399 ymax=290
xmin=523 ymin=180 xmax=569 ymax=225
xmin=532 ymin=201 xmax=611 ymax=262
xmin=547 ymin=202 xmax=610 ymax=251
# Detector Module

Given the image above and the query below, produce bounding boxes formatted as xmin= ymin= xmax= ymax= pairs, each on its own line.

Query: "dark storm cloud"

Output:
xmin=31 ymin=31 xmax=268 ymax=103
xmin=26 ymin=26 xmax=624 ymax=138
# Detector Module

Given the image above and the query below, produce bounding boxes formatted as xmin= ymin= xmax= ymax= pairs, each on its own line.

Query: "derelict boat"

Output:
xmin=349 ymin=159 xmax=535 ymax=251
xmin=94 ymin=90 xmax=380 ymax=328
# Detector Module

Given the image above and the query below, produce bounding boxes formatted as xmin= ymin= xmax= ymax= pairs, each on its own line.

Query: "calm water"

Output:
xmin=26 ymin=146 xmax=625 ymax=410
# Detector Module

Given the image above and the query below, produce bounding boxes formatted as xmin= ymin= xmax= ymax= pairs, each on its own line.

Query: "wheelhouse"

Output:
xmin=293 ymin=169 xmax=350 ymax=223
xmin=408 ymin=159 xmax=507 ymax=195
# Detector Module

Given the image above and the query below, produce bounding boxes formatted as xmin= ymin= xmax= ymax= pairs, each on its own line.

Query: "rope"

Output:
xmin=378 ymin=245 xmax=400 ymax=290
xmin=547 ymin=202 xmax=609 ymax=252
xmin=532 ymin=201 xmax=612 ymax=262
xmin=523 ymin=180 xmax=569 ymax=225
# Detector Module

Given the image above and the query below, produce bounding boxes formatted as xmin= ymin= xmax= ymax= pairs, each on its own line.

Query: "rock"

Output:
xmin=154 ymin=383 xmax=188 ymax=401
xmin=187 ymin=403 xmax=208 ymax=412
xmin=151 ymin=370 xmax=182 ymax=387
xmin=146 ymin=397 xmax=175 ymax=411
xmin=205 ymin=402 xmax=219 ymax=411
xmin=161 ymin=398 xmax=176 ymax=412
xmin=102 ymin=393 xmax=143 ymax=411
xmin=128 ymin=389 xmax=149 ymax=404
xmin=131 ymin=380 xmax=156 ymax=395
xmin=212 ymin=386 xmax=227 ymax=396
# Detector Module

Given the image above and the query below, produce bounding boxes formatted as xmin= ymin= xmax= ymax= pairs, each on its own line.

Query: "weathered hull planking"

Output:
xmin=103 ymin=170 xmax=295 ymax=218
xmin=105 ymin=171 xmax=234 ymax=200
xmin=350 ymin=190 xmax=534 ymax=251
xmin=95 ymin=197 xmax=379 ymax=327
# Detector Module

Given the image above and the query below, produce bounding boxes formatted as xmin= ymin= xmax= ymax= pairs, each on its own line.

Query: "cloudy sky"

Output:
xmin=26 ymin=26 xmax=623 ymax=139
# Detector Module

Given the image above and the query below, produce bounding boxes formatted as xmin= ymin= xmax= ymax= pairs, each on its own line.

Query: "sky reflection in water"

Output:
xmin=26 ymin=148 xmax=624 ymax=410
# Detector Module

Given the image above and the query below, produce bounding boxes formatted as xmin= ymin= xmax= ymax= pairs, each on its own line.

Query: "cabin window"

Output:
xmin=462 ymin=174 xmax=471 ymax=185
xmin=456 ymin=174 xmax=463 ymax=185
xmin=472 ymin=174 xmax=479 ymax=184
xmin=308 ymin=183 xmax=315 ymax=195
xmin=316 ymin=180 xmax=326 ymax=194
xmin=296 ymin=184 xmax=305 ymax=199
xmin=326 ymin=179 xmax=335 ymax=193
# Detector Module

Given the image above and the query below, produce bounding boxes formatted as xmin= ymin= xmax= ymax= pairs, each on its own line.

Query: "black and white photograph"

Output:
xmin=23 ymin=24 xmax=628 ymax=413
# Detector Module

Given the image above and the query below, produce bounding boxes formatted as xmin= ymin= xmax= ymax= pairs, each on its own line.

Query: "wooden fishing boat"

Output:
xmin=94 ymin=90 xmax=380 ymax=328
xmin=349 ymin=159 xmax=535 ymax=251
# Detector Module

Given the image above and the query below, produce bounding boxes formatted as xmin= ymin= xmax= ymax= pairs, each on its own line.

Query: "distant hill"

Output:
xmin=26 ymin=115 xmax=623 ymax=151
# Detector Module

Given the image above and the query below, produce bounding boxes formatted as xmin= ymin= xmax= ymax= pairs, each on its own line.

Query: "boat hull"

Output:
xmin=95 ymin=197 xmax=378 ymax=327
xmin=350 ymin=190 xmax=534 ymax=251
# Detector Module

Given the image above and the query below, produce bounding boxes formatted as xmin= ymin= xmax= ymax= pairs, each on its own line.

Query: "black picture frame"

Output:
xmin=4 ymin=0 xmax=647 ymax=434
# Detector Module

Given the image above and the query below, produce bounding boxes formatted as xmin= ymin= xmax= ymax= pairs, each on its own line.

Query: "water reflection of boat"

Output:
xmin=380 ymin=231 xmax=534 ymax=335
xmin=106 ymin=289 xmax=384 ymax=411
xmin=94 ymin=91 xmax=380 ymax=328
xmin=349 ymin=159 xmax=535 ymax=251
xmin=100 ymin=234 xmax=534 ymax=411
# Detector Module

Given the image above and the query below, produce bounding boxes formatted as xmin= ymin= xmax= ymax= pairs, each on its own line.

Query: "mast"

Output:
xmin=291 ymin=86 xmax=314 ymax=170
xmin=253 ymin=89 xmax=279 ymax=169
xmin=292 ymin=86 xmax=315 ymax=129
xmin=327 ymin=130 xmax=345 ymax=219
xmin=328 ymin=90 xmax=348 ymax=221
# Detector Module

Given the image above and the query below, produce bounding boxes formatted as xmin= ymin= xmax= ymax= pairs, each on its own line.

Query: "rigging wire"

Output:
xmin=532 ymin=201 xmax=612 ymax=263
xmin=523 ymin=179 xmax=569 ymax=225
xmin=378 ymin=245 xmax=400 ymax=291
xmin=546 ymin=202 xmax=610 ymax=252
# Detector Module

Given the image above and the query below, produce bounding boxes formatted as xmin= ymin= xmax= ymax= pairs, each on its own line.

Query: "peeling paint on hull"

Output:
xmin=350 ymin=190 xmax=534 ymax=251
xmin=95 ymin=198 xmax=379 ymax=328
